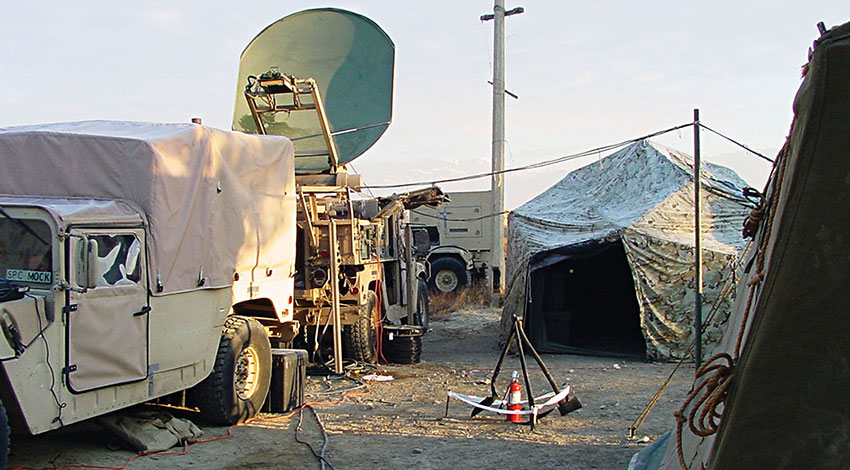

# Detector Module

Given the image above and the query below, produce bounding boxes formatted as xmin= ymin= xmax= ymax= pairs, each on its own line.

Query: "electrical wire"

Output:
xmin=314 ymin=375 xmax=367 ymax=396
xmin=0 ymin=293 xmax=69 ymax=427
xmin=348 ymin=163 xmax=375 ymax=198
xmin=295 ymin=404 xmax=335 ymax=470
xmin=410 ymin=208 xmax=510 ymax=223
xmin=23 ymin=295 xmax=51 ymax=349
xmin=9 ymin=372 xmax=374 ymax=470
xmin=33 ymin=294 xmax=67 ymax=427
xmin=358 ymin=121 xmax=773 ymax=193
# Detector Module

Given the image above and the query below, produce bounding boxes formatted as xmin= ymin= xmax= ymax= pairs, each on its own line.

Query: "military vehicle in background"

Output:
xmin=410 ymin=190 xmax=497 ymax=294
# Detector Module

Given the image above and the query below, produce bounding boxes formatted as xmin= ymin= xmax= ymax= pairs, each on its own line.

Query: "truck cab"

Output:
xmin=0 ymin=198 xmax=229 ymax=437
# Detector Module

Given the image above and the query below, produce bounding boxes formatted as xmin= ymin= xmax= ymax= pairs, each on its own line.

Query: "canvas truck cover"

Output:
xmin=0 ymin=121 xmax=296 ymax=294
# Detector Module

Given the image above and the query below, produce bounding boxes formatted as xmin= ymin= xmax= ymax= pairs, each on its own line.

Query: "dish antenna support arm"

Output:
xmin=244 ymin=72 xmax=341 ymax=173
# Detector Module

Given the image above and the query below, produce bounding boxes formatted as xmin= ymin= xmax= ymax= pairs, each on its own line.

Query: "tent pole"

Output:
xmin=693 ymin=109 xmax=703 ymax=369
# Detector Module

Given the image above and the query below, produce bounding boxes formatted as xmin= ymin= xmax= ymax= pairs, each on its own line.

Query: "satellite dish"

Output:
xmin=232 ymin=8 xmax=395 ymax=174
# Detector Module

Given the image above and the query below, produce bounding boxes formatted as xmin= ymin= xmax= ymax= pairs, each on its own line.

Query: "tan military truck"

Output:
xmin=0 ymin=120 xmax=434 ymax=461
xmin=0 ymin=122 xmax=298 ymax=458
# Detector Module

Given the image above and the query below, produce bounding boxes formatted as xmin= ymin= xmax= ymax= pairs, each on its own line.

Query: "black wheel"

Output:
xmin=193 ymin=316 xmax=272 ymax=425
xmin=428 ymin=257 xmax=470 ymax=294
xmin=0 ymin=399 xmax=8 ymax=469
xmin=406 ymin=279 xmax=430 ymax=331
xmin=343 ymin=291 xmax=378 ymax=363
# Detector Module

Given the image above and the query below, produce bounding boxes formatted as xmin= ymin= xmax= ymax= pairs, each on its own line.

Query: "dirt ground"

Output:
xmin=7 ymin=307 xmax=693 ymax=470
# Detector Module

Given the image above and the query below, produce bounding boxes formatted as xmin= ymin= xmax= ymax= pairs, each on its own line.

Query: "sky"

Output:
xmin=1 ymin=1 xmax=846 ymax=209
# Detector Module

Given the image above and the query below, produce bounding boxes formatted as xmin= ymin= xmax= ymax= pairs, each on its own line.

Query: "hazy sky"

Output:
xmin=1 ymin=2 xmax=846 ymax=209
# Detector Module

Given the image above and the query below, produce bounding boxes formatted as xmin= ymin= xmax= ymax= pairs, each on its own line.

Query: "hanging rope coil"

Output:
xmin=674 ymin=353 xmax=735 ymax=467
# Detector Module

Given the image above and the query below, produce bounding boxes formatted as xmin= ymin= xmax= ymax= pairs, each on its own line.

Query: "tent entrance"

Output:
xmin=526 ymin=240 xmax=645 ymax=358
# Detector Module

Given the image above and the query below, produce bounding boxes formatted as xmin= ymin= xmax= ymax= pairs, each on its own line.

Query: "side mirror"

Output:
xmin=85 ymin=239 xmax=99 ymax=289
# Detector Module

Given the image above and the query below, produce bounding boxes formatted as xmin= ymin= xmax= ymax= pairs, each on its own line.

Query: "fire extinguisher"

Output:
xmin=506 ymin=370 xmax=523 ymax=423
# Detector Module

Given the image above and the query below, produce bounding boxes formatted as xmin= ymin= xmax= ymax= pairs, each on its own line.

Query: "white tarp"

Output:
xmin=0 ymin=121 xmax=296 ymax=295
xmin=502 ymin=140 xmax=753 ymax=360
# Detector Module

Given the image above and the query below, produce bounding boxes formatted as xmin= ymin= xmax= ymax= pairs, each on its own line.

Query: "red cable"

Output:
xmin=372 ymin=255 xmax=389 ymax=366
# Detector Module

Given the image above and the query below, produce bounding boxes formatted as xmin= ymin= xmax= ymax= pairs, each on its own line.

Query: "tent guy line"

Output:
xmin=359 ymin=122 xmax=694 ymax=190
xmin=699 ymin=124 xmax=774 ymax=163
xmin=359 ymin=120 xmax=769 ymax=191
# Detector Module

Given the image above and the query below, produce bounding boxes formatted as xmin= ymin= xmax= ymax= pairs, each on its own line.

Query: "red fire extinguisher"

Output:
xmin=506 ymin=371 xmax=523 ymax=423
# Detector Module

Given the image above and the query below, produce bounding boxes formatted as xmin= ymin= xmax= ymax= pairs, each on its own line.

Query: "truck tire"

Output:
xmin=343 ymin=292 xmax=378 ymax=363
xmin=0 ymin=399 xmax=7 ymax=469
xmin=406 ymin=279 xmax=430 ymax=331
xmin=193 ymin=316 xmax=272 ymax=425
xmin=428 ymin=257 xmax=470 ymax=294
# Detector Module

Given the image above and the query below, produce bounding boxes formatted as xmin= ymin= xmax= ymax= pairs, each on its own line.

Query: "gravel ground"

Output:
xmin=7 ymin=307 xmax=693 ymax=470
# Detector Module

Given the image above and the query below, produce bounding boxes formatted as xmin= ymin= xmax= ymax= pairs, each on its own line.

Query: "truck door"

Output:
xmin=65 ymin=229 xmax=149 ymax=393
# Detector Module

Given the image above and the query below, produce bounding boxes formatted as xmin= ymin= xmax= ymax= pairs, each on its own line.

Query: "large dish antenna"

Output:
xmin=232 ymin=8 xmax=394 ymax=174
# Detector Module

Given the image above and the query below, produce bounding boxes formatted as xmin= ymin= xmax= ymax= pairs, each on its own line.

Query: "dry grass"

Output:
xmin=429 ymin=281 xmax=492 ymax=320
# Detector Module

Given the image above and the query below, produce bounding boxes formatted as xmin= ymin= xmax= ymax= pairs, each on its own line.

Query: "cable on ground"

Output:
xmin=9 ymin=377 xmax=373 ymax=470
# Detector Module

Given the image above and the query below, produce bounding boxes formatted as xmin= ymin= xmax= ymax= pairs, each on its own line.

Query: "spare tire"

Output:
xmin=428 ymin=257 xmax=470 ymax=294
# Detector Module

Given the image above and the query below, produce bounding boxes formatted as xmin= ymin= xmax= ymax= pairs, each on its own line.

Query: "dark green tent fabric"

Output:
xmin=708 ymin=20 xmax=850 ymax=470
xmin=635 ymin=19 xmax=850 ymax=470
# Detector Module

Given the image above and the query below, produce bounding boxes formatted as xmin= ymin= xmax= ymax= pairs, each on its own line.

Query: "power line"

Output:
xmin=347 ymin=163 xmax=375 ymax=198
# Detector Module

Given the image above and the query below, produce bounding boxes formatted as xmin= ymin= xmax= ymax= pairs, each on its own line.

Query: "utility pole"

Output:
xmin=481 ymin=1 xmax=523 ymax=305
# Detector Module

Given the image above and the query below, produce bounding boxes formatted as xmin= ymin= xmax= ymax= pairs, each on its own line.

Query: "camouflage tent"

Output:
xmin=501 ymin=140 xmax=752 ymax=361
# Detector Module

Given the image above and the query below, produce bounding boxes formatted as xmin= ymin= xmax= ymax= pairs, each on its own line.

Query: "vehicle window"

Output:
xmin=0 ymin=218 xmax=53 ymax=284
xmin=92 ymin=234 xmax=141 ymax=287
